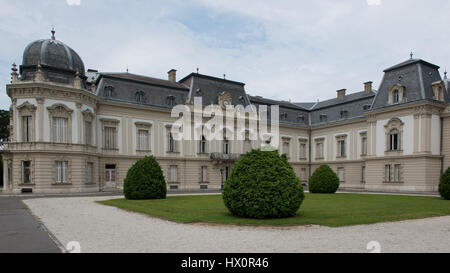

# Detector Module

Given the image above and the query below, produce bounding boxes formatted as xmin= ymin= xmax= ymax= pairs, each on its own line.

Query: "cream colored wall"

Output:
xmin=311 ymin=121 xmax=368 ymax=163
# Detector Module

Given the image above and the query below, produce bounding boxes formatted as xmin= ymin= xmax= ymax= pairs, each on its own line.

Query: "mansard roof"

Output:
xmin=310 ymin=92 xmax=375 ymax=126
xmin=89 ymin=56 xmax=448 ymax=125
xmin=96 ymin=72 xmax=189 ymax=110
xmin=249 ymin=95 xmax=310 ymax=126
xmin=371 ymin=58 xmax=447 ymax=110
xmin=180 ymin=73 xmax=251 ymax=107
xmin=311 ymin=90 xmax=376 ymax=110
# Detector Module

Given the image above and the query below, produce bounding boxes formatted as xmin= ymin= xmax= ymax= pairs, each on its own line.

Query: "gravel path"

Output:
xmin=23 ymin=196 xmax=450 ymax=253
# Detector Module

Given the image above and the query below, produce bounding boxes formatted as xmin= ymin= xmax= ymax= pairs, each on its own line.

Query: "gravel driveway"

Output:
xmin=23 ymin=196 xmax=450 ymax=253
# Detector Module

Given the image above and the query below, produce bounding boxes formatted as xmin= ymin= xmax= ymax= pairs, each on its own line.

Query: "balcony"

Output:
xmin=210 ymin=153 xmax=241 ymax=163
xmin=1 ymin=142 xmax=98 ymax=154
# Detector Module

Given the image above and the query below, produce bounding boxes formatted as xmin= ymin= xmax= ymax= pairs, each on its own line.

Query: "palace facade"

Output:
xmin=2 ymin=31 xmax=450 ymax=194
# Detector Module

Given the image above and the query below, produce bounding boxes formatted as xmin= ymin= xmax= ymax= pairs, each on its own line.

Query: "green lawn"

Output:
xmin=97 ymin=193 xmax=450 ymax=227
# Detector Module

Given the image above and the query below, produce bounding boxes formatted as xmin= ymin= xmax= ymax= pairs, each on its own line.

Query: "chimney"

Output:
xmin=168 ymin=69 xmax=177 ymax=82
xmin=364 ymin=81 xmax=373 ymax=93
xmin=337 ymin=89 xmax=346 ymax=100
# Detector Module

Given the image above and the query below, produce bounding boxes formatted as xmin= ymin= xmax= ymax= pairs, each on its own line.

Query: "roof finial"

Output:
xmin=223 ymin=73 xmax=226 ymax=80
xmin=51 ymin=28 xmax=56 ymax=40
xmin=410 ymin=51 xmax=414 ymax=60
xmin=196 ymin=67 xmax=199 ymax=74
xmin=445 ymin=68 xmax=448 ymax=80
xmin=126 ymin=66 xmax=129 ymax=73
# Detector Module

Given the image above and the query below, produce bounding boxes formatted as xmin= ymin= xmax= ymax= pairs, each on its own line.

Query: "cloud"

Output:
xmin=66 ymin=0 xmax=81 ymax=6
xmin=367 ymin=0 xmax=381 ymax=5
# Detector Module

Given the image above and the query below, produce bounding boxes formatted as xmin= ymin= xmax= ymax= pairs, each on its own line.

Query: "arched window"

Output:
xmin=136 ymin=91 xmax=146 ymax=103
xmin=389 ymin=129 xmax=399 ymax=151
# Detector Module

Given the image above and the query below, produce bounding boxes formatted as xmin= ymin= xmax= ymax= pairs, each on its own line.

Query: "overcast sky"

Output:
xmin=1 ymin=0 xmax=449 ymax=110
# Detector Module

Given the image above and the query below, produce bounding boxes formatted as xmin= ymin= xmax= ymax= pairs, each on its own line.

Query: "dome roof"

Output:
xmin=21 ymin=30 xmax=85 ymax=76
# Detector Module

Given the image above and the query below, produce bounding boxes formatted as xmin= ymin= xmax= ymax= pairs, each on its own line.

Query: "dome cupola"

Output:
xmin=20 ymin=29 xmax=86 ymax=88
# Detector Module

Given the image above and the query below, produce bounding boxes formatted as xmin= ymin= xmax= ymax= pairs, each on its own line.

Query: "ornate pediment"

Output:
xmin=16 ymin=101 xmax=37 ymax=113
xmin=47 ymin=103 xmax=74 ymax=118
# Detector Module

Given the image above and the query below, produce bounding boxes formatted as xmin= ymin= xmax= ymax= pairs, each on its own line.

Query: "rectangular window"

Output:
xmin=22 ymin=161 xmax=31 ymax=184
xmin=385 ymin=165 xmax=392 ymax=182
xmin=299 ymin=143 xmax=306 ymax=159
xmin=170 ymin=185 xmax=178 ymax=190
xmin=223 ymin=140 xmax=230 ymax=154
xmin=87 ymin=162 xmax=93 ymax=184
xmin=199 ymin=136 xmax=207 ymax=153
xmin=390 ymin=133 xmax=399 ymax=151
xmin=300 ymin=168 xmax=306 ymax=181
xmin=362 ymin=166 xmax=366 ymax=183
xmin=22 ymin=116 xmax=32 ymax=142
xmin=394 ymin=164 xmax=401 ymax=182
xmin=53 ymin=117 xmax=68 ymax=143
xmin=55 ymin=161 xmax=68 ymax=184
xmin=84 ymin=121 xmax=92 ymax=145
xmin=104 ymin=127 xmax=117 ymax=149
xmin=316 ymin=142 xmax=324 ymax=159
xmin=338 ymin=140 xmax=346 ymax=157
xmin=169 ymin=165 xmax=177 ymax=182
xmin=200 ymin=184 xmax=208 ymax=190
xmin=168 ymin=133 xmax=176 ymax=152
xmin=282 ymin=141 xmax=290 ymax=156
xmin=201 ymin=166 xmax=207 ymax=182
xmin=337 ymin=168 xmax=345 ymax=182
xmin=138 ymin=129 xmax=149 ymax=151
xmin=362 ymin=137 xmax=367 ymax=156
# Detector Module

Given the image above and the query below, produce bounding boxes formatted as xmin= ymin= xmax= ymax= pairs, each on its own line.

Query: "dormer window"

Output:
xmin=280 ymin=112 xmax=288 ymax=121
xmin=136 ymin=91 xmax=146 ymax=103
xmin=320 ymin=114 xmax=328 ymax=123
xmin=432 ymin=81 xmax=445 ymax=101
xmin=196 ymin=89 xmax=203 ymax=96
xmin=104 ymin=85 xmax=114 ymax=97
xmin=393 ymin=90 xmax=399 ymax=103
xmin=297 ymin=114 xmax=305 ymax=123
xmin=166 ymin=95 xmax=176 ymax=106
xmin=340 ymin=110 xmax=348 ymax=119
xmin=389 ymin=84 xmax=405 ymax=105
xmin=363 ymin=104 xmax=371 ymax=111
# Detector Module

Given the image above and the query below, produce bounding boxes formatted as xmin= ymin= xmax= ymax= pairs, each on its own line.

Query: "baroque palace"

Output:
xmin=2 ymin=30 xmax=450 ymax=194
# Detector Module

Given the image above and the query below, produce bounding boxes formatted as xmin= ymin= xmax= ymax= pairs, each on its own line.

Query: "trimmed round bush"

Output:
xmin=123 ymin=156 xmax=167 ymax=200
xmin=309 ymin=165 xmax=340 ymax=194
xmin=439 ymin=167 xmax=450 ymax=200
xmin=222 ymin=149 xmax=305 ymax=219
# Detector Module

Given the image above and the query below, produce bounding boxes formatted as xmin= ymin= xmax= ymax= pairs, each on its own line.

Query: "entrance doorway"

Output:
xmin=105 ymin=164 xmax=116 ymax=188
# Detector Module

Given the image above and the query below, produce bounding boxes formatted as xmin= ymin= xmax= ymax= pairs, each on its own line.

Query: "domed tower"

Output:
xmin=3 ymin=30 xmax=99 ymax=194
xmin=19 ymin=29 xmax=87 ymax=88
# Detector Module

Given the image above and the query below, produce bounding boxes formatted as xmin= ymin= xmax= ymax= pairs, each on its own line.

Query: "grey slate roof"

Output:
xmin=89 ymin=58 xmax=448 ymax=126
xmin=310 ymin=92 xmax=375 ymax=126
xmin=371 ymin=59 xmax=446 ymax=110
xmin=180 ymin=73 xmax=251 ymax=107
xmin=311 ymin=91 xmax=376 ymax=110
xmin=249 ymin=95 xmax=310 ymax=126
xmin=96 ymin=73 xmax=189 ymax=110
